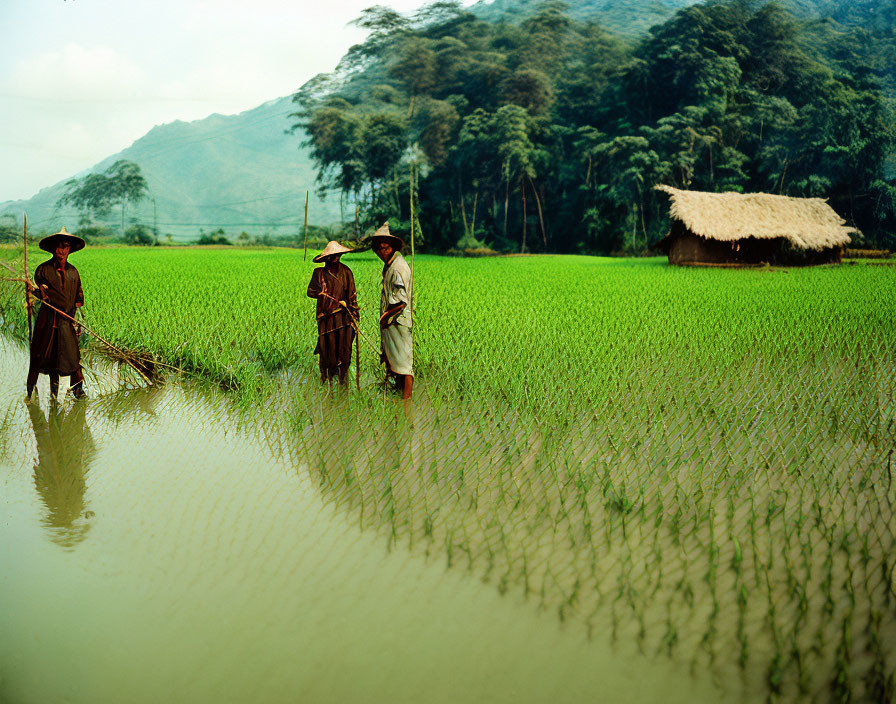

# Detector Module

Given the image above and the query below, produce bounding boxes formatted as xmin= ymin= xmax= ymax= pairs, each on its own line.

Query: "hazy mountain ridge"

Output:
xmin=1 ymin=97 xmax=341 ymax=241
xmin=472 ymin=0 xmax=895 ymax=36
xmin=471 ymin=0 xmax=700 ymax=34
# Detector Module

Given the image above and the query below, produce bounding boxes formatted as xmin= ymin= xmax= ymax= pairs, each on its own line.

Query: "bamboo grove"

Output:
xmin=292 ymin=0 xmax=896 ymax=253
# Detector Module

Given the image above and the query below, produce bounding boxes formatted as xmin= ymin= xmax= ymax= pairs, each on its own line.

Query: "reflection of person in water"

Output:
xmin=28 ymin=400 xmax=96 ymax=548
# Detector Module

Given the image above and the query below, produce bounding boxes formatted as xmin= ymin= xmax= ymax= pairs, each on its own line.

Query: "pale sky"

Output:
xmin=0 ymin=0 xmax=454 ymax=202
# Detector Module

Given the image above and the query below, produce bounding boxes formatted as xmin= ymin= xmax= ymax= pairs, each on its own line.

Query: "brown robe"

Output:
xmin=30 ymin=259 xmax=84 ymax=376
xmin=306 ymin=262 xmax=359 ymax=379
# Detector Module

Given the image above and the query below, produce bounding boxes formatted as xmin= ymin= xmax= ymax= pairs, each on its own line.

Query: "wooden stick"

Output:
xmin=355 ymin=334 xmax=361 ymax=391
xmin=303 ymin=190 xmax=309 ymax=261
xmin=314 ymin=292 xmax=383 ymax=394
xmin=350 ymin=317 xmax=379 ymax=355
xmin=0 ymin=260 xmax=155 ymax=385
xmin=409 ymin=164 xmax=415 ymax=328
xmin=324 ymin=301 xmax=379 ymax=354
xmin=312 ymin=304 xmax=366 ymax=392
xmin=409 ymin=165 xmax=416 ymax=374
xmin=23 ymin=212 xmax=32 ymax=345
xmin=34 ymin=297 xmax=153 ymax=384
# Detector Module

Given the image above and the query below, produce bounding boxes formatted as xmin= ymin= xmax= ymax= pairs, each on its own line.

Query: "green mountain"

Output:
xmin=0 ymin=97 xmax=342 ymax=242
xmin=472 ymin=0 xmax=701 ymax=35
xmin=472 ymin=0 xmax=895 ymax=37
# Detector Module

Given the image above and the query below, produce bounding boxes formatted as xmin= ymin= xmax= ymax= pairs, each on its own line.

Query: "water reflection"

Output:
xmin=2 ymin=332 xmax=893 ymax=703
xmin=28 ymin=400 xmax=96 ymax=548
xmin=90 ymin=383 xmax=166 ymax=427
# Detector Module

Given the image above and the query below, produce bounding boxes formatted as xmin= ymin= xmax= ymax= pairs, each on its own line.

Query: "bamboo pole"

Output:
xmin=34 ymin=296 xmax=153 ymax=384
xmin=409 ymin=163 xmax=415 ymax=328
xmin=351 ymin=318 xmax=379 ymax=355
xmin=322 ymin=298 xmax=383 ymax=395
xmin=355 ymin=320 xmax=361 ymax=391
xmin=1 ymin=260 xmax=156 ymax=384
xmin=303 ymin=190 xmax=309 ymax=261
xmin=312 ymin=305 xmax=371 ymax=393
xmin=333 ymin=296 xmax=363 ymax=392
xmin=23 ymin=213 xmax=32 ymax=345
xmin=315 ymin=290 xmax=380 ymax=355
xmin=330 ymin=303 xmax=379 ymax=354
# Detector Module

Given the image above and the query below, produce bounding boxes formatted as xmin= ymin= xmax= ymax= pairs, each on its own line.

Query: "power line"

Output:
xmin=186 ymin=191 xmax=303 ymax=207
xmin=7 ymin=214 xmax=315 ymax=230
xmin=8 ymin=186 xmax=339 ymax=221
xmin=154 ymin=221 xmax=305 ymax=227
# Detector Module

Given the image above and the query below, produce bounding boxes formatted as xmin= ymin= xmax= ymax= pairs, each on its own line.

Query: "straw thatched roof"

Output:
xmin=656 ymin=185 xmax=857 ymax=250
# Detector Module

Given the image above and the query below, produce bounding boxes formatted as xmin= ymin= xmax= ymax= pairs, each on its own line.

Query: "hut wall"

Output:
xmin=733 ymin=237 xmax=782 ymax=264
xmin=668 ymin=232 xmax=727 ymax=264
xmin=774 ymin=244 xmax=844 ymax=266
xmin=667 ymin=227 xmax=782 ymax=265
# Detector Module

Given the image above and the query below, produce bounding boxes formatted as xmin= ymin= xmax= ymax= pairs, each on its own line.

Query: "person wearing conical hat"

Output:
xmin=26 ymin=227 xmax=88 ymax=401
xmin=306 ymin=241 xmax=359 ymax=385
xmin=370 ymin=222 xmax=413 ymax=400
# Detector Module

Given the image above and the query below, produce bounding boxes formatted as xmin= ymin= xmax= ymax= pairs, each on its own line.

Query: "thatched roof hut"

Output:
xmin=656 ymin=185 xmax=858 ymax=266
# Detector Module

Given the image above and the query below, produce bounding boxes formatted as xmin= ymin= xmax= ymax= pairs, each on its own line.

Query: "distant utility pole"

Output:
xmin=152 ymin=197 xmax=158 ymax=238
xmin=303 ymin=190 xmax=309 ymax=261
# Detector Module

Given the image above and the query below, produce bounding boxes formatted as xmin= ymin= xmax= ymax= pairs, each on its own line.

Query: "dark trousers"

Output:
xmin=27 ymin=365 xmax=84 ymax=398
xmin=319 ymin=358 xmax=349 ymax=384
xmin=318 ymin=326 xmax=354 ymax=385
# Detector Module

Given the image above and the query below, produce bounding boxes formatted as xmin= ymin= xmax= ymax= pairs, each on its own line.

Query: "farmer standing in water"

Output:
xmin=306 ymin=241 xmax=359 ymax=385
xmin=26 ymin=227 xmax=87 ymax=402
xmin=370 ymin=222 xmax=413 ymax=400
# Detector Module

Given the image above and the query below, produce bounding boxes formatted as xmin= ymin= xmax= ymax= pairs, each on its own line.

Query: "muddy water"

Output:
xmin=0 ymin=337 xmax=724 ymax=704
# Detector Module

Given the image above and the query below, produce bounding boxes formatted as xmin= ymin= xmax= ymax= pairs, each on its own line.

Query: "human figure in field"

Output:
xmin=26 ymin=227 xmax=87 ymax=402
xmin=306 ymin=241 xmax=359 ymax=384
xmin=370 ymin=223 xmax=413 ymax=400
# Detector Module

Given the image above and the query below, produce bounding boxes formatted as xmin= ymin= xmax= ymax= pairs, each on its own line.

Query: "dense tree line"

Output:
xmin=293 ymin=0 xmax=895 ymax=253
xmin=57 ymin=160 xmax=149 ymax=237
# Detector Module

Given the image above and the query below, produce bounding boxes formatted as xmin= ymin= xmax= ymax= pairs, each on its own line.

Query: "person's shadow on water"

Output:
xmin=28 ymin=401 xmax=97 ymax=548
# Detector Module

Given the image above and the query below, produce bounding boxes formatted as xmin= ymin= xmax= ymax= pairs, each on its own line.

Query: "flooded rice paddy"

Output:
xmin=1 ymin=251 xmax=893 ymax=703
xmin=0 ymin=336 xmax=726 ymax=704
xmin=1 ymin=313 xmax=895 ymax=703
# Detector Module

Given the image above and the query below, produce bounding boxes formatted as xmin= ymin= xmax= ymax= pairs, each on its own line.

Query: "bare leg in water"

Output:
xmin=26 ymin=368 xmax=86 ymax=401
xmin=399 ymin=374 xmax=413 ymax=400
xmin=26 ymin=364 xmax=39 ymax=400
xmin=70 ymin=368 xmax=86 ymax=399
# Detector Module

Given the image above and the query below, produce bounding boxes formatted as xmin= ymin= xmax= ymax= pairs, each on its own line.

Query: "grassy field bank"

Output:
xmin=1 ymin=246 xmax=894 ymax=701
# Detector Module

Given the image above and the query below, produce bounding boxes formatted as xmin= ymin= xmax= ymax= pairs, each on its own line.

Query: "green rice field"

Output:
xmin=1 ymin=246 xmax=894 ymax=702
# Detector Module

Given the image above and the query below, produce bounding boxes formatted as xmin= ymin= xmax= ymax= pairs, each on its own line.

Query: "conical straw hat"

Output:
xmin=368 ymin=221 xmax=405 ymax=251
xmin=39 ymin=225 xmax=86 ymax=253
xmin=312 ymin=240 xmax=353 ymax=262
